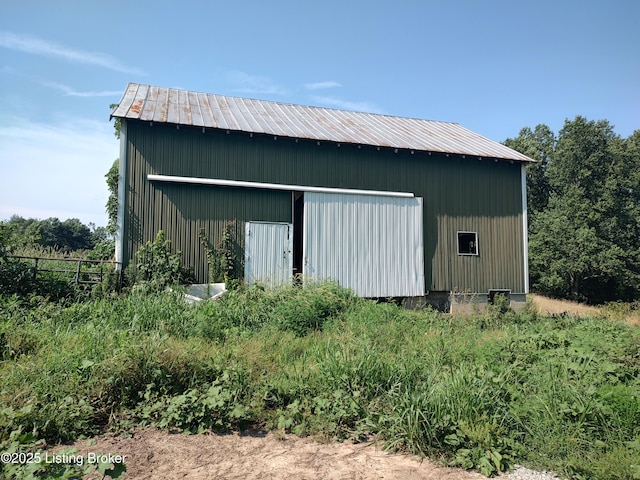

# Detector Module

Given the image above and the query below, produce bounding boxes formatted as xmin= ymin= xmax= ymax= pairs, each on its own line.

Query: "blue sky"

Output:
xmin=1 ymin=0 xmax=638 ymax=227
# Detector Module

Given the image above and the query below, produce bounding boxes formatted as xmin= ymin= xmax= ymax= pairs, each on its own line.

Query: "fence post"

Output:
xmin=75 ymin=260 xmax=82 ymax=285
xmin=33 ymin=258 xmax=39 ymax=281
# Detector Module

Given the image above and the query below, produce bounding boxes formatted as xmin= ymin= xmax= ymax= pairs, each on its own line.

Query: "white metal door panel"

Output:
xmin=245 ymin=221 xmax=293 ymax=288
xmin=303 ymin=192 xmax=425 ymax=297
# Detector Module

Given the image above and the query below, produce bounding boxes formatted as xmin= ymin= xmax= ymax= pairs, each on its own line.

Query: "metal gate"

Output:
xmin=244 ymin=221 xmax=293 ymax=288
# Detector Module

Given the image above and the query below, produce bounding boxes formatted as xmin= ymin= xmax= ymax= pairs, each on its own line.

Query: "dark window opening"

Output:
xmin=293 ymin=192 xmax=304 ymax=278
xmin=457 ymin=232 xmax=478 ymax=255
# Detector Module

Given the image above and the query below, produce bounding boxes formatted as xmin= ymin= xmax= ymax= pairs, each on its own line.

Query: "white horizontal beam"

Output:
xmin=147 ymin=174 xmax=415 ymax=198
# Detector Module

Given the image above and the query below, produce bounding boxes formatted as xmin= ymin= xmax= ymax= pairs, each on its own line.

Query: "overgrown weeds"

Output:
xmin=1 ymin=285 xmax=638 ymax=478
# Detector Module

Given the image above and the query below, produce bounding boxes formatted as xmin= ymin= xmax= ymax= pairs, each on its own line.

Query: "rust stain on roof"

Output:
xmin=112 ymin=83 xmax=535 ymax=162
xmin=129 ymin=99 xmax=144 ymax=115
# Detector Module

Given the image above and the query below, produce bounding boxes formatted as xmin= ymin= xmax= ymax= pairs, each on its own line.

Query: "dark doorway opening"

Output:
xmin=293 ymin=192 xmax=304 ymax=277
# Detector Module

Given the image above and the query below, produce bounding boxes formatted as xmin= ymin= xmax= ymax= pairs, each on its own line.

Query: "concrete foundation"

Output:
xmin=405 ymin=291 xmax=526 ymax=314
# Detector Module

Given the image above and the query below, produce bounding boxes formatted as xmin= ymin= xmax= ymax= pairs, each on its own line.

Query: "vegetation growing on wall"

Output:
xmin=126 ymin=230 xmax=194 ymax=292
xmin=199 ymin=221 xmax=243 ymax=285
xmin=105 ymin=159 xmax=119 ymax=238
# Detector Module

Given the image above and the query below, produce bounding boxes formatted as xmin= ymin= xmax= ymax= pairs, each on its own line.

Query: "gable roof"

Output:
xmin=112 ymin=83 xmax=534 ymax=162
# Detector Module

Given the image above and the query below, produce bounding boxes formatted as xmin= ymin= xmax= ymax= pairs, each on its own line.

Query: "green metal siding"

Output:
xmin=123 ymin=124 xmax=292 ymax=282
xmin=123 ymin=121 xmax=525 ymax=291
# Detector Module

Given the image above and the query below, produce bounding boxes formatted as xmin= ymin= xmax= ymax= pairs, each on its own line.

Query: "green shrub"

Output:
xmin=0 ymin=225 xmax=79 ymax=301
xmin=127 ymin=231 xmax=194 ymax=291
xmin=0 ymin=258 xmax=36 ymax=296
xmin=0 ymin=259 xmax=76 ymax=301
xmin=270 ymin=282 xmax=356 ymax=336
xmin=188 ymin=282 xmax=356 ymax=340
xmin=134 ymin=367 xmax=252 ymax=433
xmin=87 ymin=238 xmax=115 ymax=261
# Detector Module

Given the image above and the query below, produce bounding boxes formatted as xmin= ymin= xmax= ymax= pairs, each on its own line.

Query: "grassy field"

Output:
xmin=1 ymin=284 xmax=639 ymax=479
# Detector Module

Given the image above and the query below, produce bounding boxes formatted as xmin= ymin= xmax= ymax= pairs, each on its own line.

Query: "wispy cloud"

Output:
xmin=304 ymin=81 xmax=342 ymax=90
xmin=0 ymin=117 xmax=118 ymax=225
xmin=310 ymin=95 xmax=383 ymax=113
xmin=41 ymin=81 xmax=121 ymax=97
xmin=227 ymin=70 xmax=289 ymax=96
xmin=0 ymin=31 xmax=144 ymax=75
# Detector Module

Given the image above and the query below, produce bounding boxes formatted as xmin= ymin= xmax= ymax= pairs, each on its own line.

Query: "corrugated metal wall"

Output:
xmin=303 ymin=193 xmax=424 ymax=297
xmin=123 ymin=124 xmax=292 ymax=282
xmin=123 ymin=121 xmax=525 ymax=292
xmin=244 ymin=222 xmax=293 ymax=288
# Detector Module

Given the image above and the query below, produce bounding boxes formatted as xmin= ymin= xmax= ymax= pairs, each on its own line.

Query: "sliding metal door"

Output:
xmin=303 ymin=192 xmax=425 ymax=297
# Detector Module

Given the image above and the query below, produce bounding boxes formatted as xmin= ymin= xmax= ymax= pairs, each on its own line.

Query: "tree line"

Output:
xmin=4 ymin=215 xmax=110 ymax=253
xmin=505 ymin=116 xmax=640 ymax=304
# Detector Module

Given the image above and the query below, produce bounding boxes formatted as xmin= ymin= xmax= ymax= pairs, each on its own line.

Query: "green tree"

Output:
xmin=5 ymin=216 xmax=95 ymax=252
xmin=6 ymin=215 xmax=41 ymax=244
xmin=525 ymin=117 xmax=640 ymax=303
xmin=0 ymin=222 xmax=14 ymax=260
xmin=87 ymin=224 xmax=115 ymax=261
xmin=43 ymin=218 xmax=94 ymax=252
xmin=504 ymin=124 xmax=555 ymax=222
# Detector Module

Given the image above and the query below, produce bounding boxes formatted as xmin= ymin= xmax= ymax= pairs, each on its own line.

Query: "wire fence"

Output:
xmin=8 ymin=255 xmax=121 ymax=286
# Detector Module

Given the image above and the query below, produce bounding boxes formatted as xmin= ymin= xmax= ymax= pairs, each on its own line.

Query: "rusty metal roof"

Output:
xmin=111 ymin=83 xmax=534 ymax=162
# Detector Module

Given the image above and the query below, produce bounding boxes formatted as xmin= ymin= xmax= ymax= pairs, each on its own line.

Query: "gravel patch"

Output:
xmin=502 ymin=465 xmax=562 ymax=480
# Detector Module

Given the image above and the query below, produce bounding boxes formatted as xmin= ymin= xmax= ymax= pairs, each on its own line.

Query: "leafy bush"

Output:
xmin=0 ymin=223 xmax=33 ymax=296
xmin=187 ymin=282 xmax=356 ymax=341
xmin=199 ymin=222 xmax=242 ymax=283
xmin=127 ymin=231 xmax=194 ymax=291
xmin=0 ymin=224 xmax=80 ymax=301
xmin=0 ymin=258 xmax=36 ymax=297
xmin=134 ymin=368 xmax=252 ymax=433
xmin=87 ymin=238 xmax=115 ymax=261
xmin=0 ymin=257 xmax=75 ymax=301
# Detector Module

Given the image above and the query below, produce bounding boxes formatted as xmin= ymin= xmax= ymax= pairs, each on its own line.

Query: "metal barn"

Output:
xmin=111 ymin=83 xmax=534 ymax=309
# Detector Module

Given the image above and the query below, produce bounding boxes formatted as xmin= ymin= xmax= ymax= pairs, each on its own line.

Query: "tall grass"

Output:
xmin=1 ymin=285 xmax=639 ymax=478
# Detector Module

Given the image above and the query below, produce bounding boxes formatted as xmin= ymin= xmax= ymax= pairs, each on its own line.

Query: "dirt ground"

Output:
xmin=69 ymin=427 xmax=486 ymax=480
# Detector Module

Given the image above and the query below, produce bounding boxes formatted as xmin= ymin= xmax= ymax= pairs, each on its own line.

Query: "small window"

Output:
xmin=457 ymin=231 xmax=478 ymax=255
